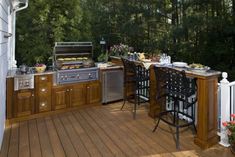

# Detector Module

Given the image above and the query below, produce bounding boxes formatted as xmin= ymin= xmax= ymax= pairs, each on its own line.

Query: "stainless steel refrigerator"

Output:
xmin=102 ymin=69 xmax=124 ymax=104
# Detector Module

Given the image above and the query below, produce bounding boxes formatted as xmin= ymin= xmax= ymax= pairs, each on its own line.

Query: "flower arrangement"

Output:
xmin=110 ymin=43 xmax=133 ymax=57
xmin=223 ymin=114 xmax=235 ymax=145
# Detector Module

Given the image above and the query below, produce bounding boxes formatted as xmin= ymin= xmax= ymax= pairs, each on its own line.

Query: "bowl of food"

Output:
xmin=189 ymin=63 xmax=210 ymax=72
xmin=35 ymin=64 xmax=47 ymax=73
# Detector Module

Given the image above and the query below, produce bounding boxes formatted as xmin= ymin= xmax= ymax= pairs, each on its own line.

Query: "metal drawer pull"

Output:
xmin=41 ymin=88 xmax=46 ymax=92
xmin=40 ymin=77 xmax=46 ymax=81
xmin=41 ymin=103 xmax=46 ymax=107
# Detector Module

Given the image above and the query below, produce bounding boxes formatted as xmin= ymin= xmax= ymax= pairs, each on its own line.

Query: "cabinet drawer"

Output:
xmin=38 ymin=87 xmax=50 ymax=95
xmin=37 ymin=75 xmax=52 ymax=83
xmin=38 ymin=99 xmax=51 ymax=112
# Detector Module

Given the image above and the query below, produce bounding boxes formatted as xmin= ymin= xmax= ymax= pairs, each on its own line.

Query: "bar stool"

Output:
xmin=121 ymin=58 xmax=150 ymax=119
xmin=153 ymin=66 xmax=197 ymax=149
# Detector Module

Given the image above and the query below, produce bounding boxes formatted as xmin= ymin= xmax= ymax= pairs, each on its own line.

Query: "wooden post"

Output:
xmin=219 ymin=72 xmax=230 ymax=147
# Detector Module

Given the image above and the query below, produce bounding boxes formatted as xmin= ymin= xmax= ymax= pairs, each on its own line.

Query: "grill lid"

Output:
xmin=53 ymin=42 xmax=93 ymax=70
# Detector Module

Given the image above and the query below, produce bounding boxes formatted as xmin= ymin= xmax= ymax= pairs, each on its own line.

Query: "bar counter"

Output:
xmin=110 ymin=56 xmax=221 ymax=149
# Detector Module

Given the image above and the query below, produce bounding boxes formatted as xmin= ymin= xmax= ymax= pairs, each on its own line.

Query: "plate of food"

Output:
xmin=189 ymin=63 xmax=210 ymax=72
xmin=172 ymin=62 xmax=188 ymax=67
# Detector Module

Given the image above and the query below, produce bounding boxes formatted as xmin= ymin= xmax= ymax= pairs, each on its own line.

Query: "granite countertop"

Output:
xmin=7 ymin=69 xmax=56 ymax=78
xmin=153 ymin=63 xmax=221 ymax=77
xmin=7 ymin=65 xmax=124 ymax=78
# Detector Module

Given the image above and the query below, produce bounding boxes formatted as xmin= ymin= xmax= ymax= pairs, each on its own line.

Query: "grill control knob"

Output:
xmin=88 ymin=73 xmax=92 ymax=79
xmin=25 ymin=81 xmax=29 ymax=86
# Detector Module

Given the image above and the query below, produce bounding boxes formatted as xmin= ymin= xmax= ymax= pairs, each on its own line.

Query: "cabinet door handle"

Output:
xmin=87 ymin=86 xmax=90 ymax=89
xmin=70 ymin=89 xmax=73 ymax=91
xmin=66 ymin=89 xmax=70 ymax=92
xmin=40 ymin=77 xmax=46 ymax=81
xmin=32 ymin=94 xmax=34 ymax=97
xmin=41 ymin=88 xmax=46 ymax=92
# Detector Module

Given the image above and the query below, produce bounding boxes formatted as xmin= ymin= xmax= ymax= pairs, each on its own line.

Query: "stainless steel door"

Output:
xmin=102 ymin=69 xmax=124 ymax=103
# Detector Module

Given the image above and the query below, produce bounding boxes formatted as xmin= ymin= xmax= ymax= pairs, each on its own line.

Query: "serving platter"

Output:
xmin=172 ymin=62 xmax=188 ymax=67
xmin=189 ymin=66 xmax=210 ymax=72
xmin=188 ymin=63 xmax=210 ymax=72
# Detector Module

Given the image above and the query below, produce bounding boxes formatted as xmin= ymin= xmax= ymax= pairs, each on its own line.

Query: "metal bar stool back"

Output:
xmin=121 ymin=58 xmax=150 ymax=119
xmin=153 ymin=66 xmax=197 ymax=149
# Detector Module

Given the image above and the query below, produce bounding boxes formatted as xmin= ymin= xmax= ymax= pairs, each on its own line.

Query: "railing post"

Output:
xmin=219 ymin=72 xmax=230 ymax=147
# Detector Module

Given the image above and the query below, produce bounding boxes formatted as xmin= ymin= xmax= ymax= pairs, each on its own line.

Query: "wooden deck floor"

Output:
xmin=0 ymin=102 xmax=233 ymax=157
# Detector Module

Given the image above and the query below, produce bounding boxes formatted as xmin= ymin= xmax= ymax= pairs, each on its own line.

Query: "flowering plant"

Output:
xmin=110 ymin=43 xmax=133 ymax=56
xmin=223 ymin=114 xmax=235 ymax=144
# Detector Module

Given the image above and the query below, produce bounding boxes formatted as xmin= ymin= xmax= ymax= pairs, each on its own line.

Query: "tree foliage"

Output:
xmin=16 ymin=0 xmax=235 ymax=79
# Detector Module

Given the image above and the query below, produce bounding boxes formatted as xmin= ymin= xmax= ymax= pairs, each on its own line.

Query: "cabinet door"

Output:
xmin=52 ymin=86 xmax=69 ymax=110
xmin=87 ymin=81 xmax=101 ymax=104
xmin=70 ymin=83 xmax=87 ymax=107
xmin=14 ymin=90 xmax=34 ymax=117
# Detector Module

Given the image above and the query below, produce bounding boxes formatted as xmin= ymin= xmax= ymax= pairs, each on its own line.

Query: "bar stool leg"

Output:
xmin=133 ymin=93 xmax=137 ymax=119
xmin=121 ymin=87 xmax=127 ymax=110
xmin=176 ymin=126 xmax=180 ymax=149
xmin=176 ymin=108 xmax=180 ymax=149
xmin=121 ymin=99 xmax=126 ymax=110
xmin=152 ymin=118 xmax=160 ymax=132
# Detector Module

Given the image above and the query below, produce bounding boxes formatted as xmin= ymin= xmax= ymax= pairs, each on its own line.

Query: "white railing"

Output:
xmin=219 ymin=72 xmax=235 ymax=147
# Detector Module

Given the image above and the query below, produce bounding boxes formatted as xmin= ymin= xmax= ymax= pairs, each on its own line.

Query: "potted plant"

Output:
xmin=223 ymin=114 xmax=235 ymax=154
xmin=110 ymin=43 xmax=133 ymax=57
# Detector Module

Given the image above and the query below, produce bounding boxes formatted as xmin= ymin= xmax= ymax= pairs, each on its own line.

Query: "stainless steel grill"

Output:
xmin=56 ymin=67 xmax=99 ymax=84
xmin=53 ymin=42 xmax=99 ymax=84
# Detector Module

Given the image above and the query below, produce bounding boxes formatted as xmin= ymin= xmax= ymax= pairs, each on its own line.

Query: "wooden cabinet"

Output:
xmin=35 ymin=74 xmax=52 ymax=113
xmin=52 ymin=86 xmax=69 ymax=110
xmin=6 ymin=74 xmax=101 ymax=120
xmin=14 ymin=89 xmax=34 ymax=117
xmin=70 ymin=83 xmax=87 ymax=107
xmin=52 ymin=81 xmax=101 ymax=110
xmin=87 ymin=81 xmax=101 ymax=104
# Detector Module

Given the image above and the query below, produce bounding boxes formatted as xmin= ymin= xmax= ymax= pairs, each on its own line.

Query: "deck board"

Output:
xmin=79 ymin=110 xmax=125 ymax=156
xmin=1 ymin=102 xmax=234 ymax=157
xmin=36 ymin=118 xmax=54 ymax=157
xmin=8 ymin=123 xmax=19 ymax=157
xmin=19 ymin=121 xmax=30 ymax=157
xmin=0 ymin=126 xmax=11 ymax=157
xmin=52 ymin=115 xmax=78 ymax=157
xmin=44 ymin=117 xmax=65 ymax=157
xmin=28 ymin=119 xmax=42 ymax=157
xmin=59 ymin=113 xmax=90 ymax=157
xmin=67 ymin=112 xmax=102 ymax=157
xmin=73 ymin=111 xmax=113 ymax=157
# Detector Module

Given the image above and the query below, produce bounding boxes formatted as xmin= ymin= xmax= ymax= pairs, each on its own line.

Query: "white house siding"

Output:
xmin=0 ymin=0 xmax=10 ymax=149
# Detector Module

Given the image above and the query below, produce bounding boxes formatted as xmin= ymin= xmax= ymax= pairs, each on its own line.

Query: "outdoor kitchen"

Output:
xmin=1 ymin=0 xmax=235 ymax=157
xmin=5 ymin=41 xmax=126 ymax=121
